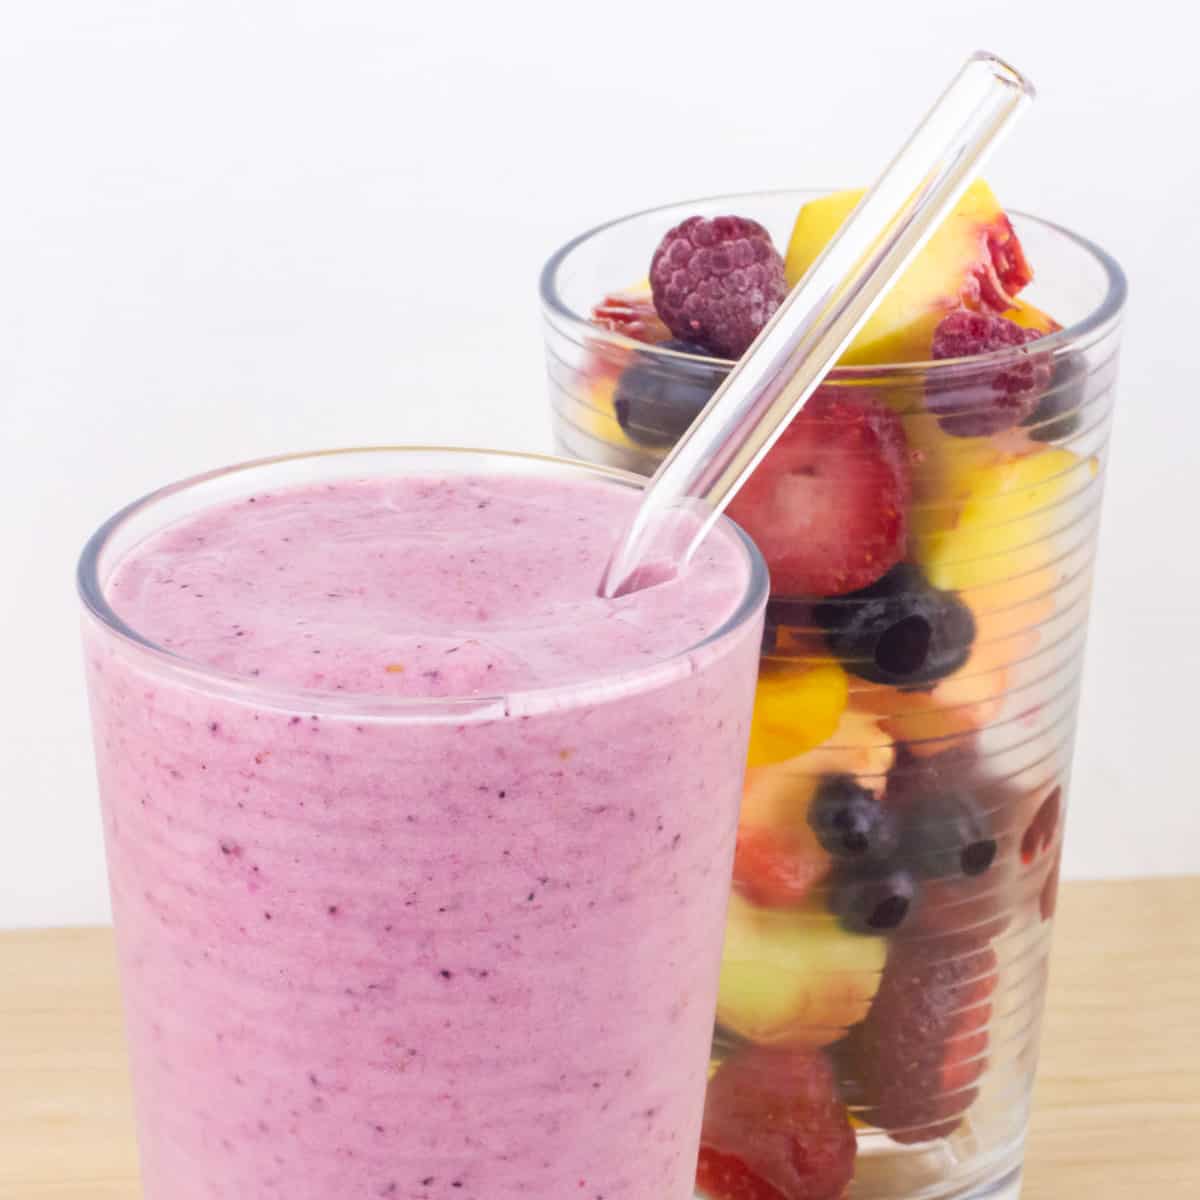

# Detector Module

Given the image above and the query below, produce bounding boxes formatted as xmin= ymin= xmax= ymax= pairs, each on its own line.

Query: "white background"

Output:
xmin=2 ymin=2 xmax=1196 ymax=927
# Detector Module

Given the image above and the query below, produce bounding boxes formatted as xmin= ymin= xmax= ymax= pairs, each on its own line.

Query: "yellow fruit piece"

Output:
xmin=739 ymin=709 xmax=892 ymax=830
xmin=917 ymin=448 xmax=1097 ymax=591
xmin=907 ymin=420 xmax=1006 ymax=540
xmin=717 ymin=894 xmax=886 ymax=1047
xmin=784 ymin=180 xmax=1027 ymax=365
xmin=799 ymin=708 xmax=894 ymax=792
xmin=745 ymin=661 xmax=849 ymax=767
xmin=1002 ymin=297 xmax=1061 ymax=334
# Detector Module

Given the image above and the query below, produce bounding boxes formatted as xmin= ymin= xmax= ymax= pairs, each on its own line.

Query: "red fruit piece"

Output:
xmin=649 ymin=215 xmax=787 ymax=358
xmin=727 ymin=392 xmax=911 ymax=598
xmin=841 ymin=935 xmax=998 ymax=1144
xmin=733 ymin=823 xmax=830 ymax=909
xmin=977 ymin=218 xmax=1034 ymax=309
xmin=1021 ymin=786 xmax=1061 ymax=864
xmin=928 ymin=309 xmax=1051 ymax=437
xmin=698 ymin=1046 xmax=856 ymax=1200
xmin=590 ymin=290 xmax=672 ymax=344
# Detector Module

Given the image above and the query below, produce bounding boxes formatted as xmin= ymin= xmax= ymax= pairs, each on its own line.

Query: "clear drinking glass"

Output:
xmin=78 ymin=447 xmax=768 ymax=1200
xmin=541 ymin=194 xmax=1126 ymax=1200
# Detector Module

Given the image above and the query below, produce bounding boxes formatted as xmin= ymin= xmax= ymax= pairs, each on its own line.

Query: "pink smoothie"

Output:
xmin=82 ymin=467 xmax=763 ymax=1200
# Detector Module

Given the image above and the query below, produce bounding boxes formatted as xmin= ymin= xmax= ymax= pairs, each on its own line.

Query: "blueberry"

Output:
xmin=612 ymin=340 xmax=725 ymax=447
xmin=814 ymin=563 xmax=975 ymax=689
xmin=808 ymin=775 xmax=899 ymax=861
xmin=1020 ymin=353 xmax=1085 ymax=443
xmin=897 ymin=788 xmax=997 ymax=880
xmin=831 ymin=865 xmax=916 ymax=934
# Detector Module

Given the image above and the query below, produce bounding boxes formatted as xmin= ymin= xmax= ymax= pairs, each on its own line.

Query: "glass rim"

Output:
xmin=538 ymin=187 xmax=1128 ymax=378
xmin=77 ymin=445 xmax=770 ymax=718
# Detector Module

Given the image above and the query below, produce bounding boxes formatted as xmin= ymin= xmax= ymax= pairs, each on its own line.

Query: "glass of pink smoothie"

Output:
xmin=78 ymin=447 xmax=768 ymax=1200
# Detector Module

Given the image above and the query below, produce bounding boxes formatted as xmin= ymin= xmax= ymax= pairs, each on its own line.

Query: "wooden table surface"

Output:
xmin=2 ymin=876 xmax=1197 ymax=1199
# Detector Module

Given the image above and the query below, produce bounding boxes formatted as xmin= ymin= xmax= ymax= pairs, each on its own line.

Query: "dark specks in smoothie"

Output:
xmin=439 ymin=969 xmax=453 ymax=980
xmin=218 ymin=840 xmax=241 ymax=857
xmin=327 ymin=905 xmax=339 ymax=916
xmin=289 ymin=716 xmax=301 ymax=726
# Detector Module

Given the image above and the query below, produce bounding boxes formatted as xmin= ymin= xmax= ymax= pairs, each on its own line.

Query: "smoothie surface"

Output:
xmin=105 ymin=474 xmax=750 ymax=696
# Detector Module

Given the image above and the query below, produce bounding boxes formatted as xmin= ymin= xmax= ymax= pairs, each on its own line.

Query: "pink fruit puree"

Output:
xmin=82 ymin=471 xmax=763 ymax=1200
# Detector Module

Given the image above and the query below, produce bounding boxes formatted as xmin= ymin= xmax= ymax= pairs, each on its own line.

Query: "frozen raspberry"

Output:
xmin=649 ymin=215 xmax=787 ymax=358
xmin=841 ymin=935 xmax=998 ymax=1143
xmin=928 ymin=309 xmax=1051 ymax=437
xmin=698 ymin=1046 xmax=856 ymax=1200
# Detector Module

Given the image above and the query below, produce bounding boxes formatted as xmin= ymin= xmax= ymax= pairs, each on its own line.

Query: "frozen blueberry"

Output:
xmin=613 ymin=340 xmax=725 ymax=447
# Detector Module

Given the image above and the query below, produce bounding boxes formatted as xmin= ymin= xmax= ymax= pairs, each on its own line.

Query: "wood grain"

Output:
xmin=2 ymin=877 xmax=1198 ymax=1198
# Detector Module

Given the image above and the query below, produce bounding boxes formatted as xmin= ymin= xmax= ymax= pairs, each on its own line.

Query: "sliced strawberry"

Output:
xmin=589 ymin=290 xmax=672 ymax=344
xmin=698 ymin=1046 xmax=856 ymax=1200
xmin=733 ymin=823 xmax=830 ymax=908
xmin=727 ymin=392 xmax=911 ymax=598
xmin=840 ymin=935 xmax=998 ymax=1144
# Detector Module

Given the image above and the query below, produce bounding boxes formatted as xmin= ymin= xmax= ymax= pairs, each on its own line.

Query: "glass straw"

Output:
xmin=600 ymin=51 xmax=1035 ymax=598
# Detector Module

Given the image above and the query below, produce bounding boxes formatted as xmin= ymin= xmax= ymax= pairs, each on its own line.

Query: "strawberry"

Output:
xmin=733 ymin=823 xmax=830 ymax=908
xmin=727 ymin=392 xmax=910 ymax=598
xmin=840 ymin=935 xmax=998 ymax=1144
xmin=697 ymin=1046 xmax=856 ymax=1200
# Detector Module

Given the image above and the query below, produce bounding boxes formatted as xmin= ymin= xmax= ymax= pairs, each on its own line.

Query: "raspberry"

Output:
xmin=727 ymin=392 xmax=911 ymax=598
xmin=928 ymin=309 xmax=1051 ymax=437
xmin=841 ymin=935 xmax=998 ymax=1143
xmin=650 ymin=215 xmax=787 ymax=358
xmin=698 ymin=1046 xmax=856 ymax=1200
